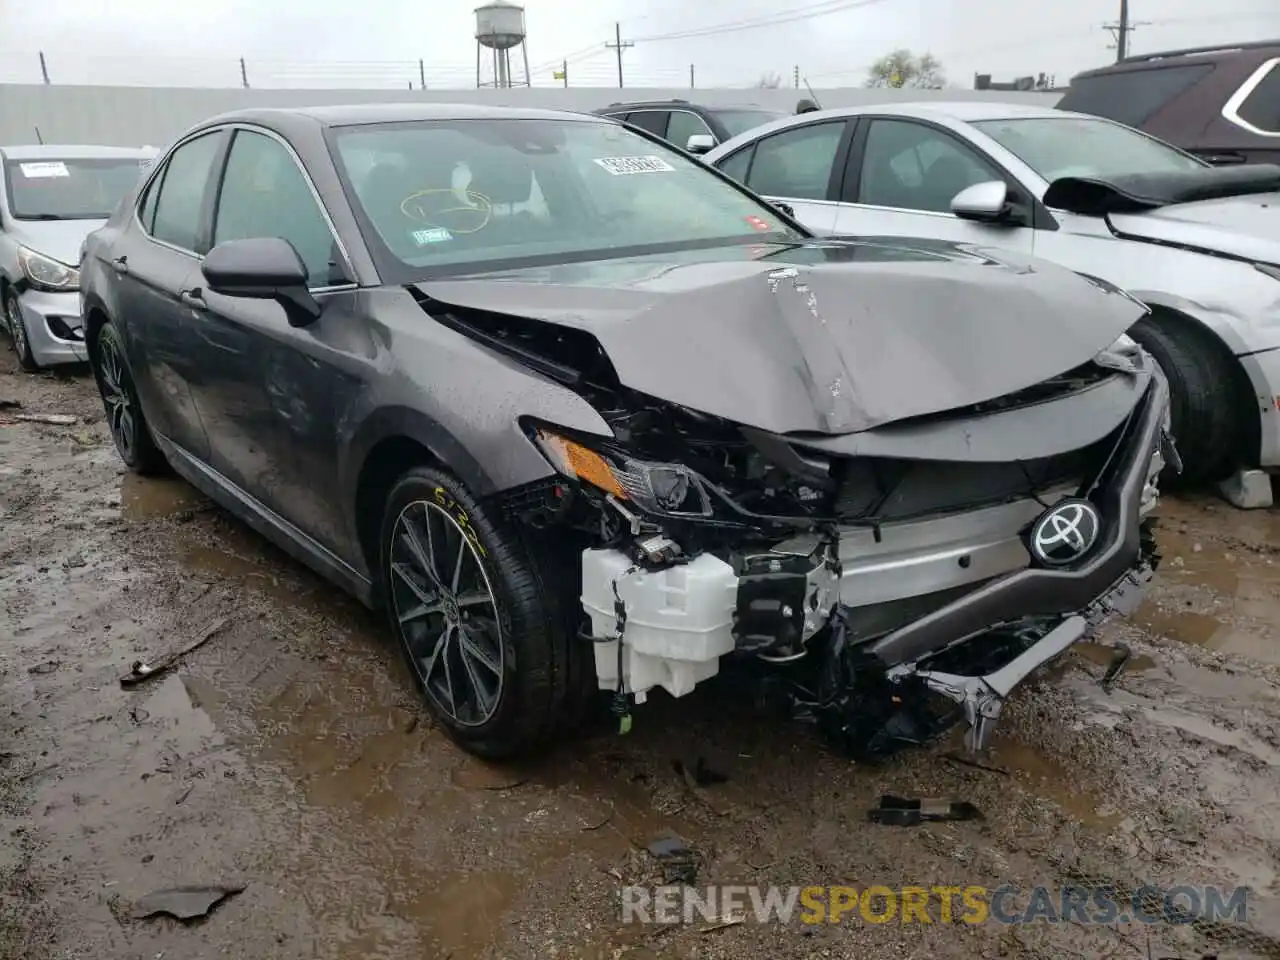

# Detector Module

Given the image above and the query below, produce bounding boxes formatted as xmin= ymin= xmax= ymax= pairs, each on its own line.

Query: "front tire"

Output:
xmin=90 ymin=320 xmax=169 ymax=475
xmin=1128 ymin=314 xmax=1237 ymax=486
xmin=4 ymin=289 xmax=39 ymax=372
xmin=379 ymin=466 xmax=590 ymax=759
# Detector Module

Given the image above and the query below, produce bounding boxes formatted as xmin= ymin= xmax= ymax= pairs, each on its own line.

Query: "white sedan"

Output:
xmin=702 ymin=101 xmax=1280 ymax=505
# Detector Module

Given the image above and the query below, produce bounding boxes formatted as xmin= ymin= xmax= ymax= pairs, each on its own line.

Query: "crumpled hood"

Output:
xmin=416 ymin=238 xmax=1147 ymax=436
xmin=1107 ymin=192 xmax=1280 ymax=266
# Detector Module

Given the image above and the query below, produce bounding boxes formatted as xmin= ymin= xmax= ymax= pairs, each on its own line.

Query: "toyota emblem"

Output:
xmin=1029 ymin=498 xmax=1102 ymax=567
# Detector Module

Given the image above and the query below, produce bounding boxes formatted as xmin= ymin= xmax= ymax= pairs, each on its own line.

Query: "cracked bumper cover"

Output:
xmin=878 ymin=373 xmax=1171 ymax=749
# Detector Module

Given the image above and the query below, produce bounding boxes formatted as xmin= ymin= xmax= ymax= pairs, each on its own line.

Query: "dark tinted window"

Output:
xmin=214 ymin=130 xmax=341 ymax=286
xmin=138 ymin=176 xmax=160 ymax=232
xmin=716 ymin=146 xmax=754 ymax=184
xmin=744 ymin=121 xmax=844 ymax=200
xmin=1057 ymin=64 xmax=1214 ymax=127
xmin=1237 ymin=61 xmax=1280 ymax=133
xmin=151 ymin=132 xmax=222 ymax=252
xmin=858 ymin=120 xmax=1001 ymax=213
xmin=625 ymin=111 xmax=669 ymax=137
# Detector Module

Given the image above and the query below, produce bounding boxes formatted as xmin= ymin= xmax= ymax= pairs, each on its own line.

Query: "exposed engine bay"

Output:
xmin=414 ymin=261 xmax=1177 ymax=759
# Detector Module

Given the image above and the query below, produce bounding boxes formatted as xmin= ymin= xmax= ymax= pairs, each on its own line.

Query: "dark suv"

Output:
xmin=592 ymin=99 xmax=783 ymax=154
xmin=1057 ymin=40 xmax=1280 ymax=166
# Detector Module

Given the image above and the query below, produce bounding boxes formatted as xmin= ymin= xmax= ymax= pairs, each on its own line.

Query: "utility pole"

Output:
xmin=563 ymin=59 xmax=569 ymax=88
xmin=605 ymin=22 xmax=633 ymax=89
xmin=39 ymin=51 xmax=49 ymax=84
xmin=1103 ymin=0 xmax=1149 ymax=62
xmin=240 ymin=57 xmax=249 ymax=88
xmin=689 ymin=64 xmax=695 ymax=88
xmin=419 ymin=59 xmax=426 ymax=89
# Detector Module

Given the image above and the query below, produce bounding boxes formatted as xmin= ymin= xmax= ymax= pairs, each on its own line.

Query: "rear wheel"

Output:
xmin=379 ymin=466 xmax=592 ymax=759
xmin=91 ymin=321 xmax=169 ymax=474
xmin=4 ymin=289 xmax=39 ymax=372
xmin=1128 ymin=313 xmax=1238 ymax=486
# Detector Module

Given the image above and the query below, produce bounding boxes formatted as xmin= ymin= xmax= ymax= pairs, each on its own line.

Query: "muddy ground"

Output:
xmin=3 ymin=352 xmax=1280 ymax=960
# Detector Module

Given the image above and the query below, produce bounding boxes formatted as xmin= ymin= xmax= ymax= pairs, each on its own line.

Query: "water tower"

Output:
xmin=475 ymin=1 xmax=531 ymax=89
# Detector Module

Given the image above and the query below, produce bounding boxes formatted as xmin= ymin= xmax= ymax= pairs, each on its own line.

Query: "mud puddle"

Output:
xmin=5 ymin=365 xmax=1280 ymax=960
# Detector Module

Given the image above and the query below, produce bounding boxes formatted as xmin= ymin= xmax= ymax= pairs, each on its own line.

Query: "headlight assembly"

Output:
xmin=18 ymin=246 xmax=80 ymax=292
xmin=532 ymin=428 xmax=713 ymax=519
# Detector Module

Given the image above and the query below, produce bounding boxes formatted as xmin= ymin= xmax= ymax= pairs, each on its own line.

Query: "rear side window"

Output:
xmin=137 ymin=177 xmax=160 ymax=232
xmin=151 ymin=132 xmax=222 ymax=252
xmin=625 ymin=111 xmax=669 ymax=138
xmin=1236 ymin=60 xmax=1280 ymax=133
xmin=743 ymin=121 xmax=845 ymax=201
xmin=716 ymin=147 xmax=754 ymax=185
xmin=1058 ymin=64 xmax=1214 ymax=127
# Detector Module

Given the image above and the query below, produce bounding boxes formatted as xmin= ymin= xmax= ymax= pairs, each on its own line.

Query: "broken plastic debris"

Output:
xmin=647 ymin=836 xmax=699 ymax=885
xmin=866 ymin=795 xmax=984 ymax=827
xmin=131 ymin=883 xmax=245 ymax=921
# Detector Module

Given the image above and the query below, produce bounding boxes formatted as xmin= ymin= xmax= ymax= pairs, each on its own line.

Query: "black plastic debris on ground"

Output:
xmin=867 ymin=795 xmax=984 ymax=827
xmin=648 ymin=836 xmax=700 ymax=885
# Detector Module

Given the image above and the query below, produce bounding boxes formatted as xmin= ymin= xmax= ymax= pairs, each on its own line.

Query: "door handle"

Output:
xmin=179 ymin=289 xmax=206 ymax=310
xmin=111 ymin=256 xmax=129 ymax=275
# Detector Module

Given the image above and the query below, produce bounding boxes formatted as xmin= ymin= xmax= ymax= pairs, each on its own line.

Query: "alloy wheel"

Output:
xmin=5 ymin=295 xmax=29 ymax=363
xmin=388 ymin=500 xmax=505 ymax=726
xmin=97 ymin=336 xmax=136 ymax=460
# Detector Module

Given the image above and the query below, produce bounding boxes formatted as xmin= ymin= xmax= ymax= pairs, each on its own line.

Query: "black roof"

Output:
xmin=1073 ymin=38 xmax=1280 ymax=77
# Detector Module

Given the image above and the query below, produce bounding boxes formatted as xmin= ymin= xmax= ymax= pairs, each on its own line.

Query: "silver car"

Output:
xmin=702 ymin=102 xmax=1280 ymax=495
xmin=1 ymin=144 xmax=155 ymax=370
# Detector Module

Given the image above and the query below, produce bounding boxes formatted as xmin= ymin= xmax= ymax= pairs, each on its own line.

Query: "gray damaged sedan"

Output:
xmin=79 ymin=104 xmax=1174 ymax=759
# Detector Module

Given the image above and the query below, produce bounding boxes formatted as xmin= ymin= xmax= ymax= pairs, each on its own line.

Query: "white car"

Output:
xmin=702 ymin=102 xmax=1280 ymax=502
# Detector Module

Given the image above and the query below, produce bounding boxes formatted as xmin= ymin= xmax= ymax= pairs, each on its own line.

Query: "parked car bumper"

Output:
xmin=1239 ymin=346 xmax=1280 ymax=469
xmin=12 ymin=289 xmax=88 ymax=366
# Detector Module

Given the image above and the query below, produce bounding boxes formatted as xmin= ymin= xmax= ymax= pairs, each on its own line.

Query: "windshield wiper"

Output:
xmin=16 ymin=213 xmax=71 ymax=221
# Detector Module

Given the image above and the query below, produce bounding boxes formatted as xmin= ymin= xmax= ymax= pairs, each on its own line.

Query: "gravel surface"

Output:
xmin=3 ymin=352 xmax=1280 ymax=960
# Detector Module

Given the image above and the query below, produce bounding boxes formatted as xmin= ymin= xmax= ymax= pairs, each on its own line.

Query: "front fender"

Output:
xmin=342 ymin=404 xmax=498 ymax=505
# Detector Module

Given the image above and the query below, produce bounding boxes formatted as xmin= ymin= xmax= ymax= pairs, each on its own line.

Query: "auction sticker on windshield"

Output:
xmin=19 ymin=161 xmax=70 ymax=179
xmin=592 ymin=156 xmax=676 ymax=175
xmin=411 ymin=227 xmax=453 ymax=245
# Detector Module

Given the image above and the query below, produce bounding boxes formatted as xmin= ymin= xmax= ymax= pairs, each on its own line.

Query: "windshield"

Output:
xmin=971 ymin=117 xmax=1206 ymax=184
xmin=3 ymin=157 xmax=148 ymax=220
xmin=330 ymin=118 xmax=803 ymax=278
xmin=712 ymin=109 xmax=784 ymax=139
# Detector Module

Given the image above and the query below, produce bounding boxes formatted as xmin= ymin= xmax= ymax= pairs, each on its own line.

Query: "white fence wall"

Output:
xmin=0 ymin=83 xmax=1062 ymax=147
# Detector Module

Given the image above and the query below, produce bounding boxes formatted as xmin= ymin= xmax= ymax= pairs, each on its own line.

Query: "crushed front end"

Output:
xmin=502 ymin=324 xmax=1175 ymax=757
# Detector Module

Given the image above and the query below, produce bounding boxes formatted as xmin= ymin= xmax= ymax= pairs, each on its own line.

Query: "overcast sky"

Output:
xmin=2 ymin=0 xmax=1277 ymax=89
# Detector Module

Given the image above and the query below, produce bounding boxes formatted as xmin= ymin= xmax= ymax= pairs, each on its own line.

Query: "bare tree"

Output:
xmin=756 ymin=71 xmax=783 ymax=89
xmin=864 ymin=49 xmax=946 ymax=89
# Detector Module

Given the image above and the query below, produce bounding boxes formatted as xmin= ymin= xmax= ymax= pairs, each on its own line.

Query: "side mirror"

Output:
xmin=950 ymin=180 xmax=1014 ymax=224
xmin=685 ymin=134 xmax=717 ymax=155
xmin=771 ymin=200 xmax=795 ymax=219
xmin=201 ymin=237 xmax=322 ymax=327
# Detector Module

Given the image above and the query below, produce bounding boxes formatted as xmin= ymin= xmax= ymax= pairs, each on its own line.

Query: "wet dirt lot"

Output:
xmin=3 ymin=355 xmax=1280 ymax=960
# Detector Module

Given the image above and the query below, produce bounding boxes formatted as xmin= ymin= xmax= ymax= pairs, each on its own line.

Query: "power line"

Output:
xmin=631 ymin=0 xmax=895 ymax=43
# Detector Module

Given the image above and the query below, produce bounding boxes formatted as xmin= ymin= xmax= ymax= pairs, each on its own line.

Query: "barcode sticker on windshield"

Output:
xmin=19 ymin=161 xmax=70 ymax=179
xmin=411 ymin=227 xmax=453 ymax=245
xmin=592 ymin=156 xmax=676 ymax=176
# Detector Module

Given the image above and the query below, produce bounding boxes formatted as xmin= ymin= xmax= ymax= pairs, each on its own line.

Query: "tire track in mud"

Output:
xmin=3 ymin=360 xmax=1280 ymax=960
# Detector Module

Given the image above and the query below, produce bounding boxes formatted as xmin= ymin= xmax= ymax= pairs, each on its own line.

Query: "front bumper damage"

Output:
xmin=578 ymin=373 xmax=1174 ymax=754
